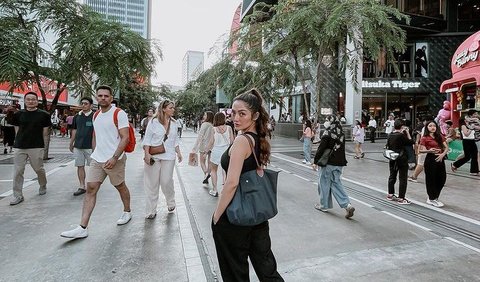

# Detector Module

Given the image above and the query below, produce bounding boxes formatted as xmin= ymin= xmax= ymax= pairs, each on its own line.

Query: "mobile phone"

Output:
xmin=149 ymin=158 xmax=155 ymax=165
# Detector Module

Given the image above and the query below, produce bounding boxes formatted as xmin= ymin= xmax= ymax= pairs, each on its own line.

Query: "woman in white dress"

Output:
xmin=207 ymin=112 xmax=234 ymax=197
xmin=352 ymin=119 xmax=365 ymax=159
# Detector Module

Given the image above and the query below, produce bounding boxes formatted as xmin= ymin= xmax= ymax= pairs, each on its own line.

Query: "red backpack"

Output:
xmin=93 ymin=108 xmax=136 ymax=153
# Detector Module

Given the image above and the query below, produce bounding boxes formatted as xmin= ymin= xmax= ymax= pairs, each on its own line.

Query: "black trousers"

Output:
xmin=424 ymin=153 xmax=447 ymax=200
xmin=388 ymin=158 xmax=408 ymax=198
xmin=369 ymin=127 xmax=376 ymax=142
xmin=212 ymin=213 xmax=284 ymax=282
xmin=453 ymin=139 xmax=479 ymax=173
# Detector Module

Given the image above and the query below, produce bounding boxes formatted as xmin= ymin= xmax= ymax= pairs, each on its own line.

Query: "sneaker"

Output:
xmin=39 ymin=187 xmax=47 ymax=195
xmin=302 ymin=160 xmax=307 ymax=164
xmin=386 ymin=194 xmax=398 ymax=201
xmin=209 ymin=190 xmax=218 ymax=197
xmin=168 ymin=206 xmax=176 ymax=213
xmin=345 ymin=204 xmax=355 ymax=219
xmin=314 ymin=203 xmax=328 ymax=212
xmin=397 ymin=198 xmax=411 ymax=205
xmin=117 ymin=211 xmax=132 ymax=225
xmin=361 ymin=152 xmax=365 ymax=158
xmin=9 ymin=196 xmax=24 ymax=205
xmin=407 ymin=177 xmax=418 ymax=183
xmin=427 ymin=199 xmax=444 ymax=207
xmin=3 ymin=148 xmax=7 ymax=154
xmin=73 ymin=188 xmax=86 ymax=196
xmin=305 ymin=161 xmax=312 ymax=165
xmin=434 ymin=199 xmax=445 ymax=207
xmin=60 ymin=225 xmax=88 ymax=239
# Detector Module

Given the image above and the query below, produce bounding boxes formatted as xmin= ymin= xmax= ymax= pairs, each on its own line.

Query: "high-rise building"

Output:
xmin=182 ymin=51 xmax=205 ymax=86
xmin=79 ymin=0 xmax=152 ymax=39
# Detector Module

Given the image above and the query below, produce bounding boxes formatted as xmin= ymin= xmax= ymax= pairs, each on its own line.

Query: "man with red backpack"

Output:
xmin=61 ymin=85 xmax=134 ymax=239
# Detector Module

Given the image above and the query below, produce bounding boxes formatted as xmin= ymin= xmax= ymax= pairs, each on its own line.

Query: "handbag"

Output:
xmin=188 ymin=152 xmax=198 ymax=166
xmin=383 ymin=149 xmax=400 ymax=160
xmin=149 ymin=119 xmax=171 ymax=155
xmin=316 ymin=148 xmax=332 ymax=167
xmin=226 ymin=134 xmax=279 ymax=226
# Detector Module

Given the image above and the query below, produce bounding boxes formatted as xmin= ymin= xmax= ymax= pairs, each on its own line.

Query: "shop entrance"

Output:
xmin=363 ymin=92 xmax=429 ymax=125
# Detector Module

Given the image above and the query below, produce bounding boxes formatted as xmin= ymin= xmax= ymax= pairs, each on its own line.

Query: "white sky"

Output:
xmin=151 ymin=1 xmax=241 ymax=87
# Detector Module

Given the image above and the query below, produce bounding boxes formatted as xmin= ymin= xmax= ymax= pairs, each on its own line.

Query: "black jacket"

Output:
xmin=313 ymin=135 xmax=347 ymax=166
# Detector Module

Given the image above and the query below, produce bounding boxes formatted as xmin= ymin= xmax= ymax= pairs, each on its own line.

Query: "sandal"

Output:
xmin=146 ymin=213 xmax=157 ymax=219
xmin=167 ymin=206 xmax=176 ymax=212
xmin=209 ymin=190 xmax=218 ymax=197
xmin=354 ymin=156 xmax=360 ymax=159
xmin=450 ymin=163 xmax=457 ymax=172
xmin=386 ymin=194 xmax=398 ymax=201
xmin=397 ymin=198 xmax=411 ymax=205
xmin=361 ymin=152 xmax=365 ymax=158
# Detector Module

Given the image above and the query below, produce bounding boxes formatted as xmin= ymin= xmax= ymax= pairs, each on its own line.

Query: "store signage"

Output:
xmin=454 ymin=37 xmax=479 ymax=68
xmin=362 ymin=80 xmax=421 ymax=90
xmin=455 ymin=49 xmax=478 ymax=68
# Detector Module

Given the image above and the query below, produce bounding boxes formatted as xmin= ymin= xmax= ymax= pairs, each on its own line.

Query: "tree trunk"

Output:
xmin=293 ymin=56 xmax=310 ymax=118
xmin=315 ymin=49 xmax=325 ymax=122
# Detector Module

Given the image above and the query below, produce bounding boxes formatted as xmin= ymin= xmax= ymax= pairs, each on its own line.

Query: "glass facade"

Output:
xmin=84 ymin=0 xmax=149 ymax=38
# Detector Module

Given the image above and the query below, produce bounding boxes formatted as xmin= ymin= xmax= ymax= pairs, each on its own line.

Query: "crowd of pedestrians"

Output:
xmin=5 ymin=82 xmax=479 ymax=281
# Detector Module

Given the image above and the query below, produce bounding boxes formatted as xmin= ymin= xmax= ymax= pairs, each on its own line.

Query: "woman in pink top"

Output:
xmin=302 ymin=119 xmax=313 ymax=164
xmin=419 ymin=120 xmax=448 ymax=207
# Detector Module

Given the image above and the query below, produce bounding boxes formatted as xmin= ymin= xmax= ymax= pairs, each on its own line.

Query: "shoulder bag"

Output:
xmin=149 ymin=119 xmax=171 ymax=155
xmin=226 ymin=134 xmax=280 ymax=226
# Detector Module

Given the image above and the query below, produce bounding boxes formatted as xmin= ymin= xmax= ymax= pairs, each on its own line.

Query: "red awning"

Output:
xmin=440 ymin=30 xmax=480 ymax=93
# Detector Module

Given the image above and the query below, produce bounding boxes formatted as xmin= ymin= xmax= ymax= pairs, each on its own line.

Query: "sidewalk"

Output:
xmin=0 ymin=132 xmax=208 ymax=281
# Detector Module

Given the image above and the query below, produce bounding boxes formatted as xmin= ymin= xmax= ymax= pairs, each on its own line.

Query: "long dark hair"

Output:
xmin=305 ymin=119 xmax=312 ymax=130
xmin=233 ymin=88 xmax=271 ymax=165
xmin=423 ymin=120 xmax=444 ymax=150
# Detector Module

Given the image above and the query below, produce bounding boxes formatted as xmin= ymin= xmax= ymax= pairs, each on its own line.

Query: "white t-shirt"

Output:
xmin=142 ymin=118 xmax=179 ymax=160
xmin=368 ymin=119 xmax=377 ymax=128
xmin=384 ymin=119 xmax=395 ymax=134
xmin=91 ymin=107 xmax=129 ymax=162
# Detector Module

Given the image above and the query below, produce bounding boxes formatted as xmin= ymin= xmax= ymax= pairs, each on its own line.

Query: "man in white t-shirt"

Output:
xmin=61 ymin=85 xmax=132 ymax=239
xmin=368 ymin=116 xmax=377 ymax=143
xmin=176 ymin=117 xmax=184 ymax=138
xmin=384 ymin=115 xmax=395 ymax=135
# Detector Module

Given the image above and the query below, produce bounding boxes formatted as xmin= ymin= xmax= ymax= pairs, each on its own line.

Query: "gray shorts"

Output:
xmin=74 ymin=148 xmax=92 ymax=167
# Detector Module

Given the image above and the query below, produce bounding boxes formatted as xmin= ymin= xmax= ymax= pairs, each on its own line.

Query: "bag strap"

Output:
xmin=163 ymin=119 xmax=171 ymax=142
xmin=242 ymin=134 xmax=261 ymax=168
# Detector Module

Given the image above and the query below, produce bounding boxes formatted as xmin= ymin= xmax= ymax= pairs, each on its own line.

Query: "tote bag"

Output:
xmin=226 ymin=134 xmax=279 ymax=226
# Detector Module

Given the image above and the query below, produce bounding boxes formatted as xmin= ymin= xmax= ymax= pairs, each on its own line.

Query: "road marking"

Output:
xmin=381 ymin=211 xmax=432 ymax=232
xmin=272 ymin=153 xmax=480 ymax=227
xmin=0 ymin=160 xmax=74 ymax=198
xmin=349 ymin=196 xmax=375 ymax=208
xmin=342 ymin=177 xmax=480 ymax=227
xmin=445 ymin=237 xmax=480 ymax=254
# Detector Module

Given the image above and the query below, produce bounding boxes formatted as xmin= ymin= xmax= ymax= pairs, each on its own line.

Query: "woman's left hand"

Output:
xmin=435 ymin=153 xmax=445 ymax=162
xmin=177 ymin=152 xmax=183 ymax=163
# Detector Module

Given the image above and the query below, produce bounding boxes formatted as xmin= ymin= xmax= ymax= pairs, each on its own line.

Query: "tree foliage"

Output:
xmin=0 ymin=0 xmax=161 ymax=113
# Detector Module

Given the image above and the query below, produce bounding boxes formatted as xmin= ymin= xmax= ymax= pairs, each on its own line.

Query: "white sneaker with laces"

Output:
xmin=117 ymin=211 xmax=132 ymax=225
xmin=434 ymin=199 xmax=444 ymax=207
xmin=302 ymin=160 xmax=307 ymax=164
xmin=60 ymin=225 xmax=88 ymax=239
xmin=426 ymin=199 xmax=435 ymax=206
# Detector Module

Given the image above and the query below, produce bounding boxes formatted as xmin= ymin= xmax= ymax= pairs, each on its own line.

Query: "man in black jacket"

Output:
xmin=386 ymin=119 xmax=414 ymax=204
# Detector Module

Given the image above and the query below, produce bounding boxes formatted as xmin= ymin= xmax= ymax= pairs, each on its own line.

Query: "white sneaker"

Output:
xmin=426 ymin=199 xmax=435 ymax=206
xmin=117 ymin=211 xmax=132 ymax=225
xmin=434 ymin=199 xmax=445 ymax=207
xmin=302 ymin=160 xmax=307 ymax=164
xmin=60 ymin=225 xmax=88 ymax=239
xmin=306 ymin=161 xmax=312 ymax=165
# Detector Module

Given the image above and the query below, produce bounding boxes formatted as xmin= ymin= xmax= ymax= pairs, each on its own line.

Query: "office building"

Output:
xmin=182 ymin=51 xmax=205 ymax=86
xmin=79 ymin=0 xmax=152 ymax=39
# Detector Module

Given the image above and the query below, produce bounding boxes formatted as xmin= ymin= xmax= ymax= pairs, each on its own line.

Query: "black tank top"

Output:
xmin=220 ymin=132 xmax=260 ymax=174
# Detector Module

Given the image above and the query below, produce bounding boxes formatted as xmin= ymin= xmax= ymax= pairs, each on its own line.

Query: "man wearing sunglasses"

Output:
xmin=69 ymin=97 xmax=94 ymax=196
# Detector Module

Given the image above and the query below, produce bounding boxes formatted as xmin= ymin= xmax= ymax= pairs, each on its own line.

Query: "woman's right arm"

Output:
xmin=461 ymin=125 xmax=471 ymax=137
xmin=213 ymin=136 xmax=250 ymax=224
xmin=312 ymin=137 xmax=328 ymax=167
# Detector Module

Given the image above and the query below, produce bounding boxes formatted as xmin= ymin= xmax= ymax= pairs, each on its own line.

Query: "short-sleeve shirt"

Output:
xmin=72 ymin=111 xmax=94 ymax=149
xmin=420 ymin=135 xmax=445 ymax=150
xmin=142 ymin=118 xmax=179 ymax=161
xmin=12 ymin=109 xmax=51 ymax=149
xmin=91 ymin=107 xmax=129 ymax=162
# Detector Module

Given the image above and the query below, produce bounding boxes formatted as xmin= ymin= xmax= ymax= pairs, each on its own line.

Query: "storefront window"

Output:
xmin=402 ymin=0 xmax=444 ymax=18
xmin=457 ymin=2 xmax=480 ymax=32
xmin=363 ymin=46 xmax=413 ymax=78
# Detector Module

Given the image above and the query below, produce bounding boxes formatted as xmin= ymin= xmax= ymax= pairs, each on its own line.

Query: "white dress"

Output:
xmin=210 ymin=126 xmax=231 ymax=165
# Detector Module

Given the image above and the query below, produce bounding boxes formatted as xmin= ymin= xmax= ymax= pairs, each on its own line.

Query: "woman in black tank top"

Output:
xmin=212 ymin=89 xmax=284 ymax=282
